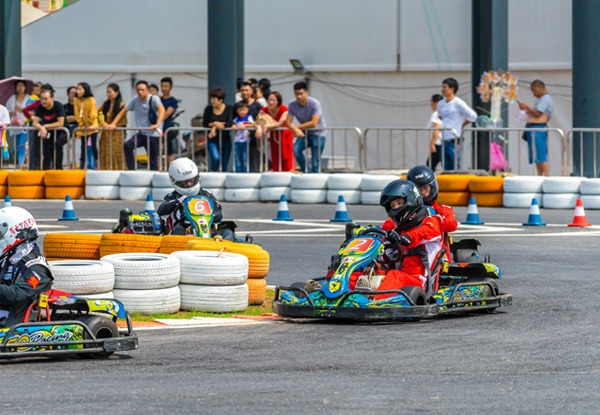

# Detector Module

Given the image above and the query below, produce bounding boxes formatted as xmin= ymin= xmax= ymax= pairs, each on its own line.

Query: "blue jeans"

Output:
xmin=294 ymin=133 xmax=326 ymax=173
xmin=234 ymin=142 xmax=248 ymax=172
xmin=124 ymin=133 xmax=159 ymax=170
xmin=14 ymin=132 xmax=27 ymax=166
xmin=207 ymin=137 xmax=231 ymax=172
xmin=443 ymin=140 xmax=460 ymax=170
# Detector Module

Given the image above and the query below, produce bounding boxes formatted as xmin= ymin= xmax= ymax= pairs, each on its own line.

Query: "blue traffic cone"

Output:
xmin=523 ymin=198 xmax=546 ymax=226
xmin=58 ymin=195 xmax=79 ymax=221
xmin=273 ymin=194 xmax=294 ymax=221
xmin=144 ymin=194 xmax=155 ymax=212
xmin=461 ymin=197 xmax=484 ymax=225
xmin=330 ymin=195 xmax=352 ymax=222
xmin=3 ymin=195 xmax=11 ymax=208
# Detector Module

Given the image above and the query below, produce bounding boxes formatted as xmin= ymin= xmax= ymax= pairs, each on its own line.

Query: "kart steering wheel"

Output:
xmin=379 ymin=230 xmax=404 ymax=266
xmin=357 ymin=227 xmax=388 ymax=239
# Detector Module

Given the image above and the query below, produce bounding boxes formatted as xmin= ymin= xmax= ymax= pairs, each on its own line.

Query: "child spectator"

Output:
xmin=148 ymin=84 xmax=159 ymax=96
xmin=232 ymin=102 xmax=255 ymax=172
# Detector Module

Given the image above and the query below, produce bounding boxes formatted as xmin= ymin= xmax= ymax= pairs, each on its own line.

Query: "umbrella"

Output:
xmin=0 ymin=76 xmax=34 ymax=106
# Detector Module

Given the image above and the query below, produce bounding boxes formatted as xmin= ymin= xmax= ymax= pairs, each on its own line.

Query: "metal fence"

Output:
xmin=2 ymin=125 xmax=71 ymax=170
xmin=565 ymin=128 xmax=600 ymax=177
xmin=461 ymin=127 xmax=566 ymax=176
xmin=363 ymin=127 xmax=460 ymax=171
xmin=164 ymin=126 xmax=362 ymax=173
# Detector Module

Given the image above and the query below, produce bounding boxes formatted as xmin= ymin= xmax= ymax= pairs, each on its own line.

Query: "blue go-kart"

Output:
xmin=272 ymin=224 xmax=512 ymax=322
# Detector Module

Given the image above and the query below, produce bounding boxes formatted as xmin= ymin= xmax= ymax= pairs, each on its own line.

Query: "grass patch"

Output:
xmin=130 ymin=289 xmax=276 ymax=321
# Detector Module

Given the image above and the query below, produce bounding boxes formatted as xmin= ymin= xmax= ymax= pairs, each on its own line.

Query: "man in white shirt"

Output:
xmin=436 ymin=78 xmax=477 ymax=170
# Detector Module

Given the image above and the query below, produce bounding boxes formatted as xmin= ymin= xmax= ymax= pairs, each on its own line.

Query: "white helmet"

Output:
xmin=169 ymin=157 xmax=201 ymax=197
xmin=0 ymin=207 xmax=38 ymax=254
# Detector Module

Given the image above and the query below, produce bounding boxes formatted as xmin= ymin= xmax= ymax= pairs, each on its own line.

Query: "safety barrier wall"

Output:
xmin=362 ymin=127 xmax=460 ymax=171
xmin=461 ymin=127 xmax=566 ymax=176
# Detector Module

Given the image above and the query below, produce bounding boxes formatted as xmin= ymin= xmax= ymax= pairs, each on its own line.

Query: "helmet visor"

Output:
xmin=174 ymin=175 xmax=199 ymax=189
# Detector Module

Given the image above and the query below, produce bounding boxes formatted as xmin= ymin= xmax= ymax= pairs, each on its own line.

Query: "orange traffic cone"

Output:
xmin=568 ymin=198 xmax=592 ymax=227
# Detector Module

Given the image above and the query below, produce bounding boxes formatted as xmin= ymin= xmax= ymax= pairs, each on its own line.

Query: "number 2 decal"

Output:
xmin=349 ymin=239 xmax=369 ymax=250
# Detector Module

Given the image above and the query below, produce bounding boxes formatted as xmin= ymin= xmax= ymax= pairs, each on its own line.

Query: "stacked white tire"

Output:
xmin=49 ymin=260 xmax=115 ymax=298
xmin=290 ymin=174 xmax=329 ymax=203
xmin=152 ymin=172 xmax=173 ymax=201
xmin=360 ymin=174 xmax=399 ymax=204
xmin=225 ymin=173 xmax=261 ymax=202
xmin=327 ymin=174 xmax=362 ymax=204
xmin=260 ymin=172 xmax=293 ymax=201
xmin=85 ymin=171 xmax=122 ymax=200
xmin=119 ymin=171 xmax=154 ymax=201
xmin=172 ymin=250 xmax=249 ymax=312
xmin=102 ymin=253 xmax=181 ymax=314
xmin=580 ymin=178 xmax=600 ymax=209
xmin=201 ymin=172 xmax=228 ymax=201
xmin=502 ymin=176 xmax=545 ymax=208
xmin=542 ymin=177 xmax=582 ymax=209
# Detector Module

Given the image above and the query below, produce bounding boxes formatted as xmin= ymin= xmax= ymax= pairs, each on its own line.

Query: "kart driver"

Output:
xmin=158 ymin=157 xmax=234 ymax=240
xmin=370 ymin=179 xmax=444 ymax=297
xmin=0 ymin=207 xmax=54 ymax=327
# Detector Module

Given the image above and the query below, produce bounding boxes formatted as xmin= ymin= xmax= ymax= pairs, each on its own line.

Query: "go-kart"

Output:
xmin=0 ymin=289 xmax=138 ymax=359
xmin=272 ymin=223 xmax=512 ymax=321
xmin=113 ymin=195 xmax=246 ymax=241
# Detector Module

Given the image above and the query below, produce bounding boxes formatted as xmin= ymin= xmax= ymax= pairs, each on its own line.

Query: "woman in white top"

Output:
xmin=426 ymin=94 xmax=443 ymax=171
xmin=5 ymin=80 xmax=31 ymax=168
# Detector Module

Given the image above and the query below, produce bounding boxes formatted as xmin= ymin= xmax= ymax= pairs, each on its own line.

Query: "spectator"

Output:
xmin=256 ymin=91 xmax=294 ymax=172
xmin=254 ymin=86 xmax=267 ymax=108
xmin=258 ymin=78 xmax=271 ymax=98
xmin=232 ymin=102 xmax=255 ymax=172
xmin=160 ymin=77 xmax=179 ymax=164
xmin=288 ymin=81 xmax=327 ymax=173
xmin=235 ymin=77 xmax=243 ymax=103
xmin=109 ymin=80 xmax=165 ymax=171
xmin=426 ymin=94 xmax=444 ymax=171
xmin=5 ymin=80 xmax=31 ymax=168
xmin=31 ymin=88 xmax=67 ymax=170
xmin=63 ymin=86 xmax=78 ymax=135
xmin=234 ymin=82 xmax=262 ymax=172
xmin=74 ymin=82 xmax=99 ymax=169
xmin=436 ymin=77 xmax=477 ymax=170
xmin=148 ymin=84 xmax=159 ymax=96
xmin=202 ymin=87 xmax=233 ymax=172
xmin=99 ymin=83 xmax=126 ymax=170
xmin=247 ymin=78 xmax=258 ymax=89
xmin=0 ymin=104 xmax=9 ymax=159
xmin=519 ymin=79 xmax=553 ymax=176
xmin=24 ymin=83 xmax=52 ymax=170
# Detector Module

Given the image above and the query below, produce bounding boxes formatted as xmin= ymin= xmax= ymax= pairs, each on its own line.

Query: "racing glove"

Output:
xmin=387 ymin=230 xmax=411 ymax=246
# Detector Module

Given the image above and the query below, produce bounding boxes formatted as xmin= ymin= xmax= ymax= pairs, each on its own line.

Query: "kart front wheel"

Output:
xmin=77 ymin=315 xmax=120 ymax=359
xmin=401 ymin=286 xmax=427 ymax=306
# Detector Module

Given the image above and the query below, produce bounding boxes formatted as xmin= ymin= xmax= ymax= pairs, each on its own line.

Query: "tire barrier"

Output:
xmin=471 ymin=192 xmax=504 ymax=207
xmin=171 ymin=250 xmax=248 ymax=285
xmin=179 ymin=283 xmax=248 ymax=313
xmin=326 ymin=189 xmax=361 ymax=204
xmin=119 ymin=171 xmax=154 ymax=201
xmin=159 ymin=235 xmax=201 ymax=254
xmin=246 ymin=278 xmax=267 ymax=305
xmin=48 ymin=260 xmax=115 ymax=294
xmin=225 ymin=188 xmax=261 ymax=202
xmin=99 ymin=234 xmax=161 ymax=257
xmin=468 ymin=176 xmax=504 ymax=193
xmin=438 ymin=191 xmax=471 ymax=207
xmin=44 ymin=233 xmax=102 ymax=260
xmin=186 ymin=239 xmax=269 ymax=278
xmin=503 ymin=192 xmax=544 ymax=208
xmin=112 ymin=286 xmax=181 ymax=315
xmin=101 ymin=253 xmax=180 ymax=290
xmin=44 ymin=170 xmax=86 ymax=200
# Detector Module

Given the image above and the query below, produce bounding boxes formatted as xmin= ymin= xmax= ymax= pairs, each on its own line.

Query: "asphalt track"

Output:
xmin=3 ymin=199 xmax=600 ymax=414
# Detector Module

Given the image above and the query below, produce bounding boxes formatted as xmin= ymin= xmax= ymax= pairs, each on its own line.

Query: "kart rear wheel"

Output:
xmin=401 ymin=286 xmax=427 ymax=306
xmin=77 ymin=315 xmax=119 ymax=359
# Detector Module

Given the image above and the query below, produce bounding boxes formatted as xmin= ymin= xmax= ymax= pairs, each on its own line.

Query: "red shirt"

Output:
xmin=22 ymin=100 xmax=39 ymax=119
xmin=261 ymin=105 xmax=288 ymax=126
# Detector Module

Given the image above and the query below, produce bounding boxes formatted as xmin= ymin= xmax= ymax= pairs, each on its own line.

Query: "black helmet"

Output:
xmin=407 ymin=165 xmax=438 ymax=205
xmin=380 ymin=179 xmax=423 ymax=226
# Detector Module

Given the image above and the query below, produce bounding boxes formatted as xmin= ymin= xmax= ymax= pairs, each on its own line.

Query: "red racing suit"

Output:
xmin=430 ymin=201 xmax=456 ymax=262
xmin=376 ymin=214 xmax=443 ymax=299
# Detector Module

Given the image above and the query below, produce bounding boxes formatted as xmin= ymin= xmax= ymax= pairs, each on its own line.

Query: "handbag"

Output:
xmin=255 ymin=110 xmax=276 ymax=127
xmin=489 ymin=142 xmax=509 ymax=170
